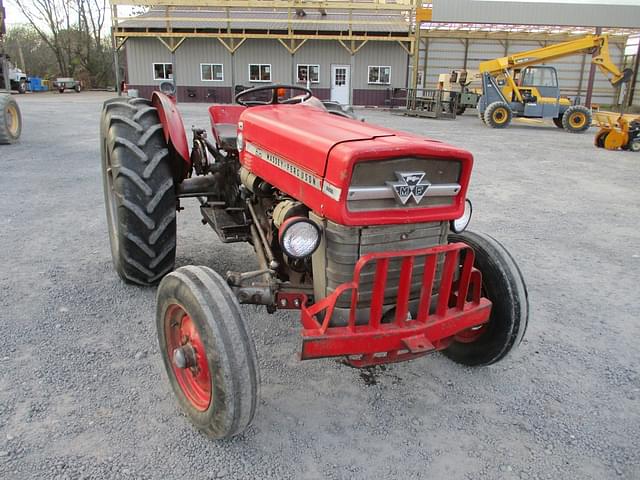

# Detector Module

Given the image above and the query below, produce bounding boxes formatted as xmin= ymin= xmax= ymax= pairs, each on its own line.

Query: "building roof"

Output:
xmin=118 ymin=7 xmax=411 ymax=33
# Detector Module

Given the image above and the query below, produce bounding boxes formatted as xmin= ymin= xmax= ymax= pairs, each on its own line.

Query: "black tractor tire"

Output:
xmin=484 ymin=101 xmax=512 ymax=128
xmin=562 ymin=105 xmax=591 ymax=133
xmin=443 ymin=231 xmax=529 ymax=366
xmin=100 ymin=96 xmax=176 ymax=285
xmin=552 ymin=117 xmax=564 ymax=129
xmin=0 ymin=94 xmax=22 ymax=144
xmin=157 ymin=266 xmax=260 ymax=439
xmin=18 ymin=81 xmax=27 ymax=94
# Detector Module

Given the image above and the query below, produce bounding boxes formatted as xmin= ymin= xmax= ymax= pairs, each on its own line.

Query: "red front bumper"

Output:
xmin=300 ymin=243 xmax=492 ymax=367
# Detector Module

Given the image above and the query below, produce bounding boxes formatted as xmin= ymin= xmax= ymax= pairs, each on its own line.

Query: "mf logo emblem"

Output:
xmin=386 ymin=171 xmax=431 ymax=205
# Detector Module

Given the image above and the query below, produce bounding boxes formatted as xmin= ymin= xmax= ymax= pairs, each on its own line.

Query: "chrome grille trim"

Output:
xmin=347 ymin=183 xmax=461 ymax=201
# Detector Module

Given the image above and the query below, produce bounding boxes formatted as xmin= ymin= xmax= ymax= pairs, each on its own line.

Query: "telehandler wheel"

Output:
xmin=100 ymin=96 xmax=176 ymax=285
xmin=552 ymin=117 xmax=564 ymax=129
xmin=157 ymin=266 xmax=260 ymax=439
xmin=484 ymin=101 xmax=512 ymax=129
xmin=629 ymin=138 xmax=640 ymax=152
xmin=443 ymin=231 xmax=529 ymax=366
xmin=0 ymin=94 xmax=22 ymax=144
xmin=562 ymin=105 xmax=592 ymax=133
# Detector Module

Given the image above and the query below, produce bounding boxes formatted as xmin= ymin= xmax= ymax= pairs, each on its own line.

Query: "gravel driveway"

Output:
xmin=0 ymin=92 xmax=638 ymax=480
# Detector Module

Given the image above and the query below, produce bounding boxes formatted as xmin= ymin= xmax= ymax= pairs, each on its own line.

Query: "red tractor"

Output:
xmin=100 ymin=85 xmax=528 ymax=439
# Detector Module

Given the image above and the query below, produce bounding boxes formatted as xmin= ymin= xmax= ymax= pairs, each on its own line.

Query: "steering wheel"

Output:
xmin=235 ymin=84 xmax=313 ymax=107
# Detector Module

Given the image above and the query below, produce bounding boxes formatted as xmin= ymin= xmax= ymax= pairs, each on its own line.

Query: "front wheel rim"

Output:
xmin=570 ymin=113 xmax=587 ymax=129
xmin=165 ymin=304 xmax=212 ymax=411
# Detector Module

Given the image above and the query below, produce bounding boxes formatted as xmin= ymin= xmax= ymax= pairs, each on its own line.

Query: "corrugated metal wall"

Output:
xmin=125 ymin=38 xmax=408 ymax=90
xmin=433 ymin=0 xmax=640 ymax=30
xmin=293 ymin=40 xmax=352 ymax=89
xmin=412 ymin=36 xmax=628 ymax=105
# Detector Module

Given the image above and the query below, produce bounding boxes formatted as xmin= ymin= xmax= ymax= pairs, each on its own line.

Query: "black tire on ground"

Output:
xmin=100 ymin=96 xmax=176 ymax=285
xmin=456 ymin=105 xmax=466 ymax=116
xmin=157 ymin=266 xmax=260 ymax=439
xmin=18 ymin=81 xmax=27 ymax=94
xmin=552 ymin=117 xmax=564 ymax=129
xmin=562 ymin=105 xmax=592 ymax=133
xmin=595 ymin=130 xmax=608 ymax=149
xmin=629 ymin=138 xmax=640 ymax=152
xmin=74 ymin=84 xmax=81 ymax=93
xmin=58 ymin=87 xmax=65 ymax=93
xmin=443 ymin=231 xmax=529 ymax=366
xmin=0 ymin=94 xmax=22 ymax=144
xmin=484 ymin=101 xmax=512 ymax=128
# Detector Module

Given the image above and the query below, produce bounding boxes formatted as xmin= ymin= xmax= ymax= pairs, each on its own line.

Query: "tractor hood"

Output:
xmin=239 ymin=103 xmax=473 ymax=226
xmin=239 ymin=103 xmax=394 ymax=177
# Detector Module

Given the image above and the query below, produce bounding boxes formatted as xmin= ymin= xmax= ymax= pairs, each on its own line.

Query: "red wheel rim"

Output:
xmin=165 ymin=304 xmax=212 ymax=411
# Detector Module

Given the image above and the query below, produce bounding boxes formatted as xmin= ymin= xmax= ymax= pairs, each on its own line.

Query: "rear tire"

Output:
xmin=157 ymin=266 xmax=259 ymax=439
xmin=552 ymin=117 xmax=564 ymax=129
xmin=562 ymin=105 xmax=591 ymax=133
xmin=484 ymin=101 xmax=512 ymax=128
xmin=628 ymin=138 xmax=640 ymax=152
xmin=0 ymin=94 xmax=21 ymax=144
xmin=100 ymin=96 xmax=176 ymax=285
xmin=18 ymin=81 xmax=27 ymax=94
xmin=443 ymin=231 xmax=529 ymax=366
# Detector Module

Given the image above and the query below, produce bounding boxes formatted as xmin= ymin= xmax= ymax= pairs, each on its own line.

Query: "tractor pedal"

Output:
xmin=200 ymin=205 xmax=250 ymax=243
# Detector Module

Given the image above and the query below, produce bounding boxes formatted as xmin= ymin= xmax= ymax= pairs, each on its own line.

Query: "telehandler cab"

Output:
xmin=100 ymin=85 xmax=529 ymax=438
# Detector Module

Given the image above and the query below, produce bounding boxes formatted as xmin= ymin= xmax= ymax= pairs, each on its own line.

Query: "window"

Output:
xmin=201 ymin=63 xmax=224 ymax=82
xmin=368 ymin=66 xmax=391 ymax=85
xmin=297 ymin=64 xmax=320 ymax=83
xmin=249 ymin=64 xmax=271 ymax=82
xmin=153 ymin=63 xmax=173 ymax=80
xmin=521 ymin=67 xmax=557 ymax=88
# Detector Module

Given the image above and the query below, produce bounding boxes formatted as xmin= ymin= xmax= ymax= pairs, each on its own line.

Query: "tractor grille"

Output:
xmin=311 ymin=216 xmax=448 ymax=309
xmin=347 ymin=157 xmax=461 ymax=212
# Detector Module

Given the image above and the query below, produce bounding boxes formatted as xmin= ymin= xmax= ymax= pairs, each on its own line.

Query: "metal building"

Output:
xmin=112 ymin=0 xmax=639 ymax=107
xmin=116 ymin=3 xmax=414 ymax=105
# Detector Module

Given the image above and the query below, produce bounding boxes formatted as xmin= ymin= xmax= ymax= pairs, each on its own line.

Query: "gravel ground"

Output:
xmin=0 ymin=92 xmax=638 ymax=480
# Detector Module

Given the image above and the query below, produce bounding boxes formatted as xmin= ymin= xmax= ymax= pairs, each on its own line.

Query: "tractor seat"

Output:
xmin=214 ymin=124 xmax=238 ymax=150
xmin=208 ymin=104 xmax=246 ymax=151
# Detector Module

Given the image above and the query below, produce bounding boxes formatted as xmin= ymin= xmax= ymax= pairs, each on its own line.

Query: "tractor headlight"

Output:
xmin=279 ymin=217 xmax=321 ymax=259
xmin=451 ymin=199 xmax=473 ymax=233
xmin=236 ymin=132 xmax=244 ymax=151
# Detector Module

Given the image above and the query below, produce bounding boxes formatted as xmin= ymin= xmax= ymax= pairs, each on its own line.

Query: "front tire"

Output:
xmin=100 ymin=96 xmax=177 ymax=285
xmin=0 ymin=94 xmax=21 ymax=144
xmin=484 ymin=101 xmax=512 ymax=129
xmin=157 ymin=266 xmax=260 ymax=439
xmin=562 ymin=105 xmax=591 ymax=133
xmin=443 ymin=231 xmax=529 ymax=366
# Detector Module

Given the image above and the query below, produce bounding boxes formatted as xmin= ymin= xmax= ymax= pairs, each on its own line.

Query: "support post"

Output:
xmin=585 ymin=27 xmax=602 ymax=108
xmin=463 ymin=39 xmax=469 ymax=70
xmin=629 ymin=38 xmax=640 ymax=107
xmin=111 ymin=4 xmax=121 ymax=95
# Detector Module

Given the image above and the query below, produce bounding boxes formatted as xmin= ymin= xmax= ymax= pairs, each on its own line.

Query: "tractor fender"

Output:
xmin=151 ymin=91 xmax=190 ymax=179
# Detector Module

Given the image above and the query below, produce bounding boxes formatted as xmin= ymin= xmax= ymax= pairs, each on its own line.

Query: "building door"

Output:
xmin=331 ymin=64 xmax=350 ymax=105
